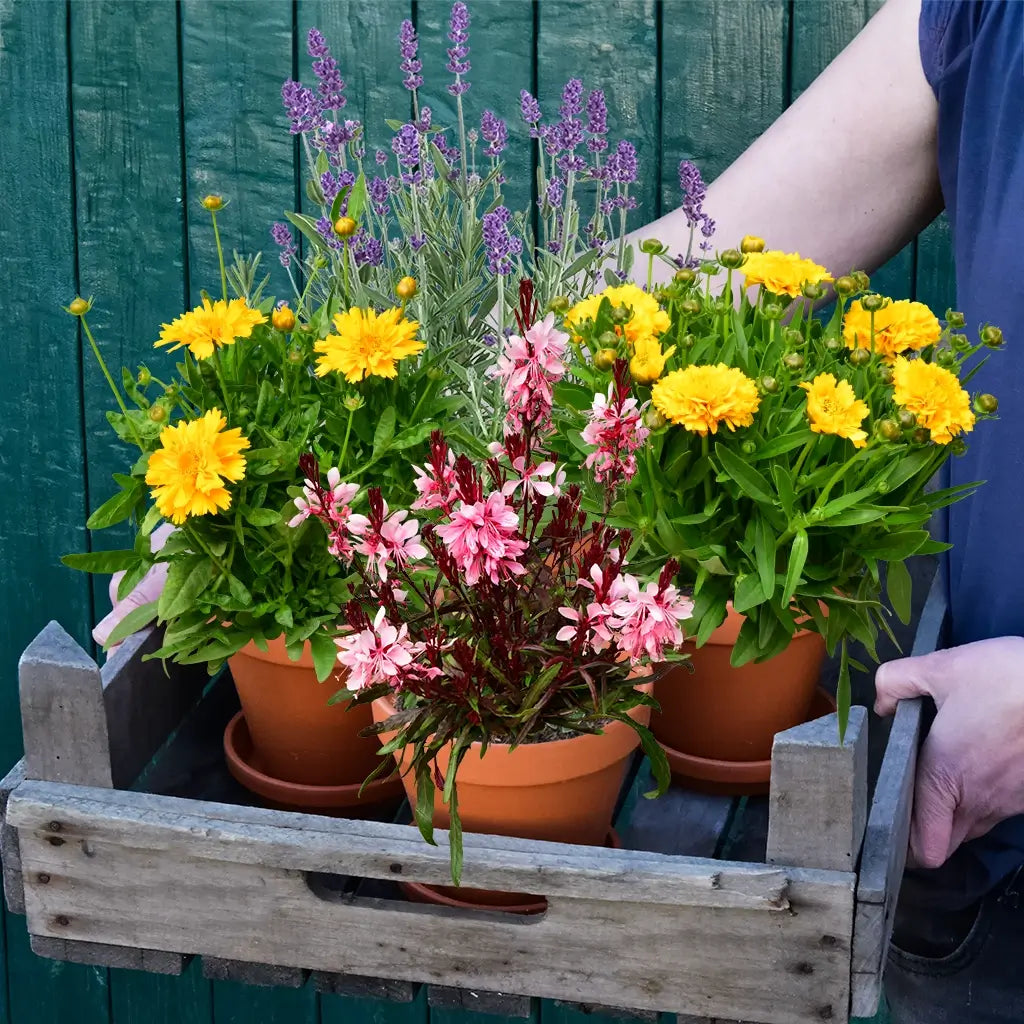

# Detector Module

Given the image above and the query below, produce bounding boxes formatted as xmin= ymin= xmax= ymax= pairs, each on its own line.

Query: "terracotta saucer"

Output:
xmin=399 ymin=828 xmax=623 ymax=916
xmin=224 ymin=711 xmax=404 ymax=816
xmin=659 ymin=688 xmax=839 ymax=796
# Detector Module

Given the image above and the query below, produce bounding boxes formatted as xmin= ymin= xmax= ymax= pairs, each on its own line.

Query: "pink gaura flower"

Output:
xmin=609 ymin=574 xmax=693 ymax=663
xmin=501 ymin=457 xmax=565 ymax=500
xmin=492 ymin=313 xmax=569 ymax=434
xmin=288 ymin=467 xmax=359 ymax=527
xmin=435 ymin=490 xmax=529 ymax=586
xmin=412 ymin=449 xmax=458 ymax=512
xmin=581 ymin=385 xmax=649 ymax=486
xmin=336 ymin=607 xmax=424 ymax=691
xmin=348 ymin=501 xmax=427 ymax=582
xmin=555 ymin=565 xmax=624 ymax=654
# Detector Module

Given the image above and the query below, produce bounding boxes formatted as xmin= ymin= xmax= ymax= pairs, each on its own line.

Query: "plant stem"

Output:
xmin=339 ymin=404 xmax=356 ymax=471
xmin=213 ymin=350 xmax=232 ymax=416
xmin=183 ymin=523 xmax=230 ymax=579
xmin=701 ymin=433 xmax=712 ymax=506
xmin=81 ymin=315 xmax=145 ymax=449
xmin=211 ymin=210 xmax=228 ymax=302
xmin=792 ymin=437 xmax=817 ymax=480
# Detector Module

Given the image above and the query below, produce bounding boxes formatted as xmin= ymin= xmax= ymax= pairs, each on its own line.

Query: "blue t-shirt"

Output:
xmin=920 ymin=0 xmax=1024 ymax=894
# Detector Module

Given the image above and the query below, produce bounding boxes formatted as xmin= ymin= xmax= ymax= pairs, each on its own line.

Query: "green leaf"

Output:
xmin=782 ymin=529 xmax=809 ymax=606
xmin=772 ymin=464 xmax=795 ymax=517
xmin=715 ymin=443 xmax=775 ymax=504
xmin=733 ymin=573 xmax=767 ymax=614
xmin=158 ymin=557 xmax=214 ymax=621
xmin=390 ymin=421 xmax=438 ymax=452
xmin=373 ymin=406 xmax=397 ymax=455
xmin=632 ymin=722 xmax=670 ymax=797
xmin=87 ymin=479 xmax=145 ymax=530
xmin=755 ymin=517 xmax=776 ymax=599
xmin=284 ymin=211 xmax=329 ymax=253
xmin=753 ymin=429 xmax=814 ymax=461
xmin=102 ymin=601 xmax=159 ymax=649
xmin=346 ymin=172 xmax=367 ymax=223
xmin=244 ymin=507 xmax=281 ymax=527
xmin=860 ymin=530 xmax=929 ymax=560
xmin=414 ymin=767 xmax=437 ymax=846
xmin=309 ymin=630 xmax=338 ymax=684
xmin=227 ymin=575 xmax=252 ymax=607
xmin=447 ymin=783 xmax=463 ymax=887
xmin=62 ymin=549 xmax=139 ymax=574
xmin=730 ymin=614 xmax=764 ymax=668
xmin=117 ymin=558 xmax=151 ymax=601
xmin=886 ymin=559 xmax=913 ymax=625
xmin=837 ymin=641 xmax=851 ymax=742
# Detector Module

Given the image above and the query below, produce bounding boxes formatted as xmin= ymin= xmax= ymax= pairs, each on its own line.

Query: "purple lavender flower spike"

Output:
xmin=368 ymin=176 xmax=390 ymax=216
xmin=678 ymin=160 xmax=708 ymax=228
xmin=375 ymin=149 xmax=388 ymax=166
xmin=392 ymin=123 xmax=420 ymax=168
xmin=446 ymin=2 xmax=471 ymax=97
xmin=559 ymin=79 xmax=584 ymax=120
xmin=520 ymin=90 xmax=542 ymax=126
xmin=270 ymin=222 xmax=297 ymax=268
xmin=315 ymin=215 xmax=343 ymax=250
xmin=410 ymin=234 xmax=427 ymax=251
xmin=307 ymin=28 xmax=346 ymax=110
xmin=399 ymin=20 xmax=423 ymax=91
xmin=353 ymin=232 xmax=384 ymax=268
xmin=480 ymin=110 xmax=507 ymax=158
xmin=546 ymin=177 xmax=565 ymax=207
xmin=416 ymin=106 xmax=432 ymax=134
xmin=607 ymin=140 xmax=638 ymax=185
xmin=281 ymin=80 xmax=323 ymax=134
xmin=586 ymin=89 xmax=608 ymax=153
xmin=320 ymin=171 xmax=341 ymax=204
xmin=482 ymin=206 xmax=522 ymax=275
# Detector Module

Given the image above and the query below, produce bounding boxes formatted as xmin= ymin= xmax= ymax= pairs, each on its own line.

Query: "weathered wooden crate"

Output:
xmin=0 ymin=579 xmax=945 ymax=1024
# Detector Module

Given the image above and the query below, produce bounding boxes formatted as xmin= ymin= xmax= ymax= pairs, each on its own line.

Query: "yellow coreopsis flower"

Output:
xmin=565 ymin=283 xmax=670 ymax=347
xmin=314 ymin=307 xmax=424 ymax=382
xmin=843 ymin=299 xmax=941 ymax=360
xmin=156 ymin=297 xmax=266 ymax=360
xmin=741 ymin=250 xmax=833 ymax=298
xmin=800 ymin=373 xmax=869 ymax=448
xmin=629 ymin=337 xmax=676 ymax=385
xmin=651 ymin=363 xmax=761 ymax=435
xmin=892 ymin=356 xmax=975 ymax=444
xmin=145 ymin=408 xmax=250 ymax=524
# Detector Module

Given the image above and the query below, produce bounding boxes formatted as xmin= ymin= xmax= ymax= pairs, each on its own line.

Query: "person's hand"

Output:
xmin=92 ymin=523 xmax=174 ymax=648
xmin=875 ymin=637 xmax=1024 ymax=869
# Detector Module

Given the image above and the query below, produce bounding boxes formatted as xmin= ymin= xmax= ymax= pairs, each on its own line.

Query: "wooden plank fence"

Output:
xmin=0 ymin=2 xmax=952 ymax=1023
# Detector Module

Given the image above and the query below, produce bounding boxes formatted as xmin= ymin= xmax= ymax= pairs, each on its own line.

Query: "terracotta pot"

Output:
xmin=652 ymin=605 xmax=826 ymax=765
xmin=227 ymin=636 xmax=383 ymax=787
xmin=372 ymin=683 xmax=652 ymax=846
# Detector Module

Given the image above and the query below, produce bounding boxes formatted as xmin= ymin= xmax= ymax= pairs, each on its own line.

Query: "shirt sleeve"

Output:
xmin=919 ymin=0 xmax=957 ymax=94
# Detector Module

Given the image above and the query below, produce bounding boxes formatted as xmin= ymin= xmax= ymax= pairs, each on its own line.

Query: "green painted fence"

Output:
xmin=0 ymin=0 xmax=949 ymax=1021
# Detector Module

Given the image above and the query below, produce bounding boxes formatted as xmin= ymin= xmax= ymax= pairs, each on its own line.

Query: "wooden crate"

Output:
xmin=0 ymin=581 xmax=945 ymax=1024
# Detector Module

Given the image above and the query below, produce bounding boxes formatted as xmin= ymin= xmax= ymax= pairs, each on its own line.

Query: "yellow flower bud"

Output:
xmin=642 ymin=406 xmax=668 ymax=431
xmin=849 ymin=347 xmax=872 ymax=368
xmin=860 ymin=293 xmax=886 ymax=313
xmin=333 ymin=216 xmax=357 ymax=238
xmin=877 ymin=419 xmax=902 ymax=442
xmin=272 ymin=306 xmax=296 ymax=331
xmin=201 ymin=195 xmax=225 ymax=212
xmin=674 ymin=268 xmax=697 ymax=285
xmin=396 ymin=276 xmax=418 ymax=300
xmin=975 ymin=393 xmax=999 ymax=415
xmin=719 ymin=248 xmax=744 ymax=269
xmin=68 ymin=297 xmax=90 ymax=316
xmin=148 ymin=404 xmax=168 ymax=423
xmin=287 ymin=348 xmax=303 ymax=363
xmin=679 ymin=297 xmax=702 ymax=317
xmin=136 ymin=367 xmax=152 ymax=386
xmin=740 ymin=235 xmax=765 ymax=254
xmin=834 ymin=276 xmax=857 ymax=297
xmin=593 ymin=348 xmax=618 ymax=372
xmin=852 ymin=270 xmax=871 ymax=292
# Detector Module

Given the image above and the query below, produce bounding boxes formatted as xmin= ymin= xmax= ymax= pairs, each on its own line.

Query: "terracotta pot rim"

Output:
xmin=223 ymin=710 xmax=400 ymax=805
xmin=373 ymin=681 xmax=652 ymax=786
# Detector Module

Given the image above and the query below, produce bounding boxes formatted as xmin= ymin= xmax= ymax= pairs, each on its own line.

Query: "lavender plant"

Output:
xmin=273 ymin=6 xmax=654 ymax=442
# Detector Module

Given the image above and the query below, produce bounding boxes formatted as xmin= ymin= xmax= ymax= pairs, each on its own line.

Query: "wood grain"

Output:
xmin=12 ymin=796 xmax=855 ymax=1024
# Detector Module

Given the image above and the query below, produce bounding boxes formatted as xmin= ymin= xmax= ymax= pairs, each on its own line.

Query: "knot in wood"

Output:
xmin=47 ymin=821 xmax=62 ymax=833
xmin=55 ymin=915 xmax=70 ymax=927
xmin=37 ymin=873 xmax=50 ymax=885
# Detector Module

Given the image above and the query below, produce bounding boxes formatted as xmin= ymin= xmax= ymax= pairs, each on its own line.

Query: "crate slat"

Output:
xmin=29 ymin=934 xmax=186 ymax=974
xmin=1 ymin=760 xmax=26 ymax=913
xmin=11 ymin=782 xmax=854 ymax=1024
xmin=767 ymin=706 xmax=868 ymax=873
xmin=201 ymin=956 xmax=308 ymax=988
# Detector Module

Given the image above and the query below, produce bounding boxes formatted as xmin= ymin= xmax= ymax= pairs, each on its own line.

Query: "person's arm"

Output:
xmin=632 ymin=0 xmax=942 ymax=282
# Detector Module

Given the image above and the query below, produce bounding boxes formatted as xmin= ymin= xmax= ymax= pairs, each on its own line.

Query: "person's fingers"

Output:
xmin=108 ymin=569 xmax=127 ymax=606
xmin=907 ymin=743 xmax=959 ymax=869
xmin=874 ymin=647 xmax=961 ymax=715
xmin=92 ymin=562 xmax=168 ymax=647
xmin=150 ymin=523 xmax=174 ymax=551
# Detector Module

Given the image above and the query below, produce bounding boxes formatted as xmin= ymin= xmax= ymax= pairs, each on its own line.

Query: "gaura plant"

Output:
xmin=295 ymin=284 xmax=692 ymax=882
xmin=63 ymin=200 xmax=455 ymax=678
xmin=557 ymin=238 xmax=1004 ymax=733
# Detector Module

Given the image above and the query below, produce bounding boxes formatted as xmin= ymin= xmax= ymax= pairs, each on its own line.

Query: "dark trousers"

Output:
xmin=886 ymin=864 xmax=1024 ymax=1022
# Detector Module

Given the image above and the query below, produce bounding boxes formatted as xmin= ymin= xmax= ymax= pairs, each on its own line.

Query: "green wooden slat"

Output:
xmin=68 ymin=0 xmax=188 ymax=624
xmin=415 ymin=0 xmax=535 ymax=219
xmin=790 ymin=0 xmax=912 ymax=297
xmin=321 ymin=985 xmax=428 ymax=1024
xmin=4 ymin=920 xmax=110 ymax=1024
xmin=211 ymin=978 xmax=318 ymax=1024
xmin=913 ymin=215 xmax=955 ymax=312
xmin=180 ymin=0 xmax=295 ymax=306
xmin=660 ymin=0 xmax=788 ymax=217
xmin=537 ymin=0 xmax=659 ymax=227
xmin=109 ymin=960 xmax=213 ymax=1024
